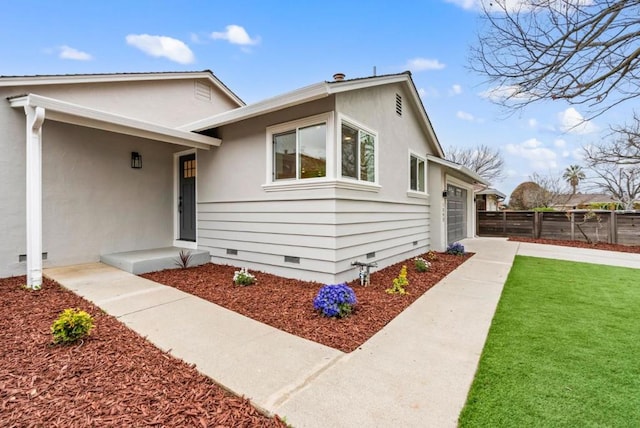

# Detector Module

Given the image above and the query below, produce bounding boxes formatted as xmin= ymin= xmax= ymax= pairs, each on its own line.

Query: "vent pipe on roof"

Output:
xmin=333 ymin=73 xmax=345 ymax=81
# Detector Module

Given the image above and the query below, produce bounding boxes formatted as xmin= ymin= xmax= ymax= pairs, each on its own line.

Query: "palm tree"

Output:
xmin=563 ymin=165 xmax=586 ymax=195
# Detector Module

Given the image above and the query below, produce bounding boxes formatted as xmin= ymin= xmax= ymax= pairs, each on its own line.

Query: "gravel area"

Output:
xmin=143 ymin=252 xmax=472 ymax=353
xmin=508 ymin=236 xmax=640 ymax=254
xmin=0 ymin=276 xmax=286 ymax=427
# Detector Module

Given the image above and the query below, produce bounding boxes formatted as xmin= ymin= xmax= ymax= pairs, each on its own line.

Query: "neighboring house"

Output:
xmin=1 ymin=70 xmax=486 ymax=287
xmin=550 ymin=193 xmax=622 ymax=210
xmin=475 ymin=187 xmax=506 ymax=211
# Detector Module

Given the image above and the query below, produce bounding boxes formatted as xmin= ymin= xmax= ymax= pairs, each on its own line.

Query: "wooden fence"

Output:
xmin=477 ymin=210 xmax=640 ymax=246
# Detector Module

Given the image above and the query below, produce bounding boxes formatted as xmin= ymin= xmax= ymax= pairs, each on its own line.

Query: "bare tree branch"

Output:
xmin=471 ymin=0 xmax=640 ymax=118
xmin=445 ymin=144 xmax=505 ymax=183
xmin=584 ymin=113 xmax=640 ymax=165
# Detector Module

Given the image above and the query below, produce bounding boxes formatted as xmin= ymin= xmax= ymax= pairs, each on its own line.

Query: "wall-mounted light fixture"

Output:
xmin=442 ymin=190 xmax=448 ymax=198
xmin=131 ymin=152 xmax=142 ymax=169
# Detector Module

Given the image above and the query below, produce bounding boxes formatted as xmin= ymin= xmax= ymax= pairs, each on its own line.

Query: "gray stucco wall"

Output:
xmin=41 ymin=122 xmax=179 ymax=267
xmin=0 ymin=78 xmax=219 ymax=279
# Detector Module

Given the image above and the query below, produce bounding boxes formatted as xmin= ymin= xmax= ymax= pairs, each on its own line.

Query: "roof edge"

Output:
xmin=426 ymin=155 xmax=490 ymax=186
xmin=0 ymin=70 xmax=245 ymax=107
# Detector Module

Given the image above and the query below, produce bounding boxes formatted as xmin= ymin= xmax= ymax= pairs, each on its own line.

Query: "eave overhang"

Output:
xmin=426 ymin=155 xmax=490 ymax=186
xmin=9 ymin=94 xmax=221 ymax=150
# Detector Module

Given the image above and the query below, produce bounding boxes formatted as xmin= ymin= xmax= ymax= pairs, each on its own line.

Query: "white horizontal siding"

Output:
xmin=198 ymin=197 xmax=430 ymax=284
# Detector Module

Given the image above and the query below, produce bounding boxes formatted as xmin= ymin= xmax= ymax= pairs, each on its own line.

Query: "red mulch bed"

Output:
xmin=143 ymin=252 xmax=472 ymax=353
xmin=508 ymin=236 xmax=640 ymax=254
xmin=0 ymin=276 xmax=286 ymax=427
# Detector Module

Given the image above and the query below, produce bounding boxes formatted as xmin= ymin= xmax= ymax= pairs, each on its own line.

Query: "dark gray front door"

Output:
xmin=447 ymin=184 xmax=467 ymax=244
xmin=179 ymin=154 xmax=196 ymax=242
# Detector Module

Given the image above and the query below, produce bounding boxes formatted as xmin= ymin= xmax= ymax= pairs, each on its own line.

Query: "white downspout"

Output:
xmin=25 ymin=105 xmax=45 ymax=290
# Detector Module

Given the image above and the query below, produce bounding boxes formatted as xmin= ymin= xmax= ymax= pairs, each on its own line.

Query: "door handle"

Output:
xmin=178 ymin=196 xmax=183 ymax=213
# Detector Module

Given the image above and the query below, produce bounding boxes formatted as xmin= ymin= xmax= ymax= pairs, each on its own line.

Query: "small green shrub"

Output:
xmin=233 ymin=267 xmax=256 ymax=286
xmin=414 ymin=257 xmax=431 ymax=272
xmin=386 ymin=265 xmax=409 ymax=295
xmin=51 ymin=308 xmax=95 ymax=344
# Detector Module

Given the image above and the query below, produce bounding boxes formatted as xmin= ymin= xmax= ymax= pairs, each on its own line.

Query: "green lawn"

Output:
xmin=459 ymin=256 xmax=640 ymax=427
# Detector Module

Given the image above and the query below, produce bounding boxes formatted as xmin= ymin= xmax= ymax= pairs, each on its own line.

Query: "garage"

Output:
xmin=447 ymin=184 xmax=467 ymax=244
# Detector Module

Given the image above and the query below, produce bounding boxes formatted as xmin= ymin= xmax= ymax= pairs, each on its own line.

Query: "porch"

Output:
xmin=101 ymin=247 xmax=210 ymax=274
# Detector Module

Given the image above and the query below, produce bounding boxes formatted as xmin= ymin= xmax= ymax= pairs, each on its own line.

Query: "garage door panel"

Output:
xmin=447 ymin=184 xmax=467 ymax=244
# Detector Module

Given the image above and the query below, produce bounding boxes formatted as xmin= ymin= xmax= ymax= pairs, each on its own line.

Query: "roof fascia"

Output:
xmin=10 ymin=94 xmax=220 ymax=150
xmin=181 ymin=82 xmax=330 ymax=131
xmin=426 ymin=154 xmax=490 ymax=186
xmin=0 ymin=71 xmax=244 ymax=107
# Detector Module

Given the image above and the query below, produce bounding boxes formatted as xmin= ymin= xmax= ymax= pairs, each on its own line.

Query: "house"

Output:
xmin=475 ymin=187 xmax=506 ymax=211
xmin=1 ymin=70 xmax=486 ymax=287
xmin=550 ymin=193 xmax=625 ymax=210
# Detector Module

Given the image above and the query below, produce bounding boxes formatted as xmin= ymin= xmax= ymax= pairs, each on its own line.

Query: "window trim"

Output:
xmin=265 ymin=112 xmax=334 ymax=185
xmin=408 ymin=150 xmax=428 ymax=196
xmin=338 ymin=113 xmax=379 ymax=185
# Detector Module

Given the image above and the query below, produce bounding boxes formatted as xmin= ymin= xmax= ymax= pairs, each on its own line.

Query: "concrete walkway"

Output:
xmin=44 ymin=238 xmax=639 ymax=427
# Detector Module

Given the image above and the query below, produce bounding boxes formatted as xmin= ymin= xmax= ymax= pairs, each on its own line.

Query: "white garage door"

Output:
xmin=447 ymin=184 xmax=467 ymax=244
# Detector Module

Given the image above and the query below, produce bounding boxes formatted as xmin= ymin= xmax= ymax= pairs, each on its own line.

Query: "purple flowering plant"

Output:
xmin=446 ymin=242 xmax=466 ymax=256
xmin=313 ymin=283 xmax=357 ymax=318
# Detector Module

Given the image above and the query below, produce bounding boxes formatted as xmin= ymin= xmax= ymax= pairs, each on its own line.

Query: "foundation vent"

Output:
xmin=366 ymin=251 xmax=376 ymax=259
xmin=226 ymin=249 xmax=238 ymax=256
xmin=19 ymin=252 xmax=48 ymax=262
xmin=284 ymin=256 xmax=300 ymax=264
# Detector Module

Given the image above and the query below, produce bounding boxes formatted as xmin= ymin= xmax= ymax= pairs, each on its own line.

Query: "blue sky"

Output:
xmin=2 ymin=0 xmax=624 ymax=198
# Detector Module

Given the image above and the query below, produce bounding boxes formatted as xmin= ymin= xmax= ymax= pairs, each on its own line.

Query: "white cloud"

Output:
xmin=450 ymin=84 xmax=462 ymax=95
xmin=456 ymin=110 xmax=484 ymax=123
xmin=480 ymin=84 xmax=535 ymax=102
xmin=558 ymin=107 xmax=598 ymax=134
xmin=58 ymin=45 xmax=92 ymax=61
xmin=126 ymin=34 xmax=194 ymax=64
xmin=457 ymin=111 xmax=476 ymax=121
xmin=418 ymin=86 xmax=440 ymax=98
xmin=554 ymin=139 xmax=566 ymax=148
xmin=445 ymin=0 xmax=593 ymax=13
xmin=444 ymin=0 xmax=477 ymax=9
xmin=406 ymin=57 xmax=445 ymax=72
xmin=211 ymin=25 xmax=259 ymax=46
xmin=505 ymin=138 xmax=558 ymax=170
xmin=528 ymin=118 xmax=538 ymax=128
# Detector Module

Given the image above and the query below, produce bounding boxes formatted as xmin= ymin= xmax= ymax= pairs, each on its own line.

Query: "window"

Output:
xmin=341 ymin=122 xmax=375 ymax=182
xmin=410 ymin=154 xmax=426 ymax=192
xmin=273 ymin=122 xmax=327 ymax=180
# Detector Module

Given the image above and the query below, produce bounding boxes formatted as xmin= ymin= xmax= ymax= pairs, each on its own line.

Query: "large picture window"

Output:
xmin=341 ymin=122 xmax=375 ymax=182
xmin=410 ymin=154 xmax=426 ymax=192
xmin=273 ymin=122 xmax=327 ymax=180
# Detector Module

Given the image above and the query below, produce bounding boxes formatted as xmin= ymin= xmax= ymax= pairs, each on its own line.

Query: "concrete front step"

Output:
xmin=100 ymin=247 xmax=210 ymax=274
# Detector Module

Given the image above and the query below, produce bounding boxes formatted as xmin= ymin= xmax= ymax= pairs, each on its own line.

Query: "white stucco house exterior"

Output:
xmin=1 ymin=70 xmax=486 ymax=287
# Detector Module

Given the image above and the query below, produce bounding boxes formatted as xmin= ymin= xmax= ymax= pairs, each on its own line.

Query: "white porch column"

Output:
xmin=25 ymin=106 xmax=45 ymax=289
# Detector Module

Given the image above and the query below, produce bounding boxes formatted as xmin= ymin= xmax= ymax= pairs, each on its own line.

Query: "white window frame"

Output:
xmin=265 ymin=112 xmax=334 ymax=186
xmin=338 ymin=113 xmax=379 ymax=185
xmin=408 ymin=151 xmax=427 ymax=196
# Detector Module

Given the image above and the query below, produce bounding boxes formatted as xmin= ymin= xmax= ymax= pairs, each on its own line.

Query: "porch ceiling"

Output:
xmin=9 ymin=93 xmax=221 ymax=150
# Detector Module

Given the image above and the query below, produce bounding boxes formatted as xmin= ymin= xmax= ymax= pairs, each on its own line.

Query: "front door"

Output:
xmin=179 ymin=154 xmax=196 ymax=242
